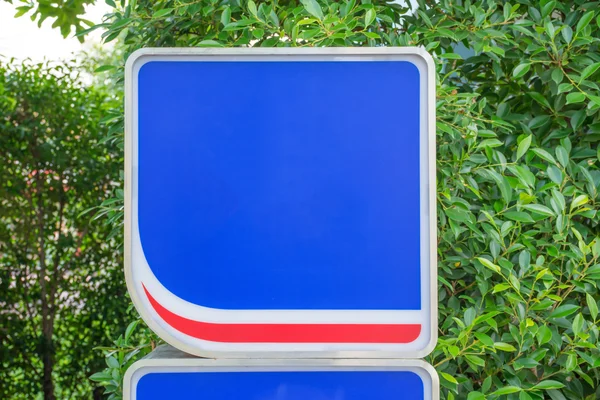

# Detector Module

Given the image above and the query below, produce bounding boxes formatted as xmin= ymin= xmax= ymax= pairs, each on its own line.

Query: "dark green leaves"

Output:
xmin=446 ymin=207 xmax=473 ymax=223
xmin=561 ymin=25 xmax=573 ymax=43
xmin=549 ymin=304 xmax=579 ymax=319
xmin=492 ymin=386 xmax=522 ymax=396
xmin=579 ymin=62 xmax=600 ymax=83
xmin=523 ymin=204 xmax=555 ymax=217
xmin=576 ymin=11 xmax=595 ymax=34
xmin=586 ymin=293 xmax=598 ymax=321
xmin=516 ymin=135 xmax=532 ymax=160
xmin=513 ymin=63 xmax=531 ymax=78
xmin=153 ymin=8 xmax=174 ymax=18
xmin=504 ymin=211 xmax=535 ymax=223
xmin=301 ymin=0 xmax=324 ymax=20
xmin=532 ymin=380 xmax=565 ymax=390
xmin=364 ymin=9 xmax=376 ymax=27
xmin=566 ymin=92 xmax=586 ymax=104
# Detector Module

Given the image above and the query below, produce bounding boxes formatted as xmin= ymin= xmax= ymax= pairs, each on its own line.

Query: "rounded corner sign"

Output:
xmin=124 ymin=359 xmax=440 ymax=400
xmin=125 ymin=47 xmax=437 ymax=358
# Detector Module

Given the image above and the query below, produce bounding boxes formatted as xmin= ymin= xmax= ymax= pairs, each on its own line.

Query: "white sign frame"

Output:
xmin=125 ymin=47 xmax=437 ymax=359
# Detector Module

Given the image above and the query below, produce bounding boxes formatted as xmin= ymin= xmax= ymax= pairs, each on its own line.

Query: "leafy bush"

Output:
xmin=0 ymin=60 xmax=129 ymax=399
xmin=89 ymin=1 xmax=600 ymax=399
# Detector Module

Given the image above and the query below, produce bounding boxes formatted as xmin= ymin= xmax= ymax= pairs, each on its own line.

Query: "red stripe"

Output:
xmin=143 ymin=284 xmax=421 ymax=343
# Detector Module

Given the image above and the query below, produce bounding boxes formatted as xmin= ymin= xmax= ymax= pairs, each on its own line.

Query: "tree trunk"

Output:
xmin=42 ymin=349 xmax=55 ymax=400
xmin=41 ymin=326 xmax=55 ymax=400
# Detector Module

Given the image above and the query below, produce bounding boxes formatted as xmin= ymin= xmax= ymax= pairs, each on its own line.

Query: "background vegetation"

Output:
xmin=2 ymin=0 xmax=600 ymax=399
xmin=0 ymin=61 xmax=129 ymax=399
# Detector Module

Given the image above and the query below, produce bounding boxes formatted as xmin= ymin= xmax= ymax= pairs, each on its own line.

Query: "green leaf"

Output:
xmin=465 ymin=307 xmax=477 ymax=326
xmin=566 ymin=92 xmax=586 ymax=104
xmin=561 ymin=25 xmax=573 ymax=43
xmin=570 ymin=194 xmax=589 ymax=211
xmin=247 ymin=0 xmax=258 ymax=17
xmin=516 ymin=134 xmax=532 ymax=160
xmin=13 ymin=5 xmax=31 ymax=18
xmin=532 ymin=380 xmax=565 ymax=390
xmin=441 ymin=372 xmax=458 ymax=385
xmin=537 ymin=326 xmax=553 ymax=345
xmin=224 ymin=19 xmax=256 ymax=31
xmin=566 ymin=353 xmax=578 ymax=371
xmin=75 ymin=23 xmax=108 ymax=37
xmin=95 ymin=65 xmax=116 ymax=73
xmin=445 ymin=207 xmax=472 ymax=223
xmin=572 ymin=313 xmax=584 ymax=335
xmin=513 ymin=63 xmax=531 ymax=78
xmin=301 ymin=0 xmax=324 ymax=20
xmin=520 ymin=392 xmax=534 ymax=400
xmin=509 ymin=165 xmax=535 ymax=188
xmin=477 ymin=257 xmax=501 ymax=273
xmin=551 ymin=68 xmax=563 ymax=85
xmin=523 ymin=204 xmax=555 ymax=217
xmin=363 ymin=32 xmax=380 ymax=39
xmin=477 ymin=139 xmax=504 ymax=149
xmin=549 ymin=304 xmax=579 ymax=318
xmin=555 ymin=146 xmax=569 ymax=167
xmin=547 ymin=165 xmax=563 ymax=184
xmin=509 ymin=273 xmax=521 ymax=292
xmin=465 ymin=354 xmax=486 ymax=367
xmin=220 ymin=7 xmax=232 ymax=26
xmin=439 ymin=53 xmax=463 ymax=60
xmin=579 ymin=62 xmax=600 ymax=83
xmin=492 ymin=386 xmax=522 ymax=395
xmin=475 ymin=332 xmax=494 ymax=347
xmin=153 ymin=8 xmax=174 ymax=18
xmin=529 ymin=92 xmax=551 ymax=109
xmin=494 ymin=342 xmax=517 ymax=352
xmin=467 ymin=392 xmax=486 ymax=400
xmin=364 ymin=9 xmax=376 ymax=27
xmin=570 ymin=109 xmax=586 ymax=131
xmin=198 ymin=40 xmax=223 ymax=47
xmin=504 ymin=211 xmax=534 ymax=223
xmin=106 ymin=355 xmax=119 ymax=369
xmin=493 ymin=283 xmax=511 ymax=293
xmin=576 ymin=11 xmax=594 ymax=33
xmin=558 ymin=83 xmax=573 ymax=94
xmin=342 ymin=0 xmax=356 ymax=17
xmin=513 ymin=357 xmax=539 ymax=369
xmin=109 ymin=17 xmax=132 ymax=30
xmin=531 ymin=148 xmax=556 ymax=163
xmin=586 ymin=293 xmax=598 ymax=320
xmin=89 ymin=371 xmax=113 ymax=382
xmin=124 ymin=320 xmax=139 ymax=341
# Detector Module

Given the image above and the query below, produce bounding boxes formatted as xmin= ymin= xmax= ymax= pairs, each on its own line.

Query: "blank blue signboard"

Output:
xmin=125 ymin=48 xmax=436 ymax=358
xmin=124 ymin=359 xmax=438 ymax=400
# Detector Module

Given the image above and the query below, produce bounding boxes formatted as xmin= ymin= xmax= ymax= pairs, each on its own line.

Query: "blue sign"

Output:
xmin=125 ymin=48 xmax=436 ymax=358
xmin=124 ymin=357 xmax=438 ymax=400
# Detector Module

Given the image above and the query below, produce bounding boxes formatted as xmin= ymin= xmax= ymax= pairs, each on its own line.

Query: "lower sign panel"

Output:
xmin=124 ymin=348 xmax=439 ymax=400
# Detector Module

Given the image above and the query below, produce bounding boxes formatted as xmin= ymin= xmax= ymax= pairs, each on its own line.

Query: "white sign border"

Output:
xmin=125 ymin=47 xmax=437 ymax=359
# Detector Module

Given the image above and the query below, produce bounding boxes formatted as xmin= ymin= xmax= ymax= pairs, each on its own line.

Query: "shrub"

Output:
xmin=90 ymin=1 xmax=600 ymax=399
xmin=0 ymin=60 xmax=128 ymax=400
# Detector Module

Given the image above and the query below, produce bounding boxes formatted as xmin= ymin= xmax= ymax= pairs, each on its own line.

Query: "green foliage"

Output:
xmin=89 ymin=315 xmax=160 ymax=400
xmin=5 ymin=0 xmax=99 ymax=40
xmin=86 ymin=0 xmax=600 ymax=399
xmin=0 ymin=60 xmax=129 ymax=399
